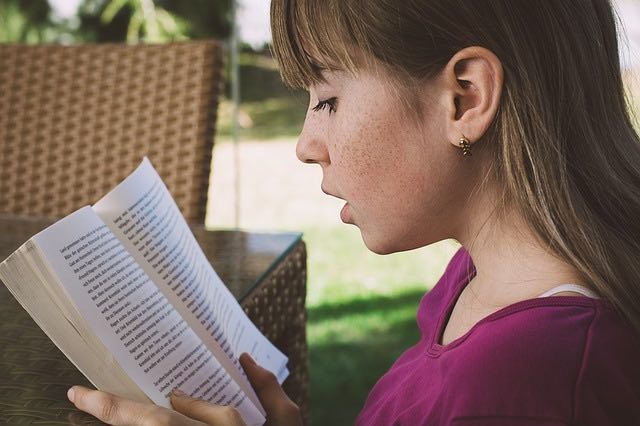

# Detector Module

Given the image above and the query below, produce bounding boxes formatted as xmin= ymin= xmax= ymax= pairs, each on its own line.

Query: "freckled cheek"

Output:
xmin=331 ymin=119 xmax=406 ymax=200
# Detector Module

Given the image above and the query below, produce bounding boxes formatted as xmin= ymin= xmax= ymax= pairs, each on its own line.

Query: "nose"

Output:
xmin=296 ymin=115 xmax=330 ymax=166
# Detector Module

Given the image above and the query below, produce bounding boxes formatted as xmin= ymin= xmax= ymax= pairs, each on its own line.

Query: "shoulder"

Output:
xmin=448 ymin=302 xmax=640 ymax=424
xmin=467 ymin=301 xmax=640 ymax=374
xmin=455 ymin=301 xmax=601 ymax=379
xmin=572 ymin=305 xmax=640 ymax=425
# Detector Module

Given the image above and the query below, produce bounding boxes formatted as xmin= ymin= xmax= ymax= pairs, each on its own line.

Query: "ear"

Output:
xmin=440 ymin=46 xmax=503 ymax=149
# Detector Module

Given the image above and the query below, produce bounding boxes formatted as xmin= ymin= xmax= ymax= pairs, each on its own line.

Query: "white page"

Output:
xmin=0 ymin=239 xmax=149 ymax=404
xmin=33 ymin=207 xmax=264 ymax=426
xmin=92 ymin=159 xmax=289 ymax=397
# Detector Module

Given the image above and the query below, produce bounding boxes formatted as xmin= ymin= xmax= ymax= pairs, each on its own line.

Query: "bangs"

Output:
xmin=270 ymin=0 xmax=371 ymax=89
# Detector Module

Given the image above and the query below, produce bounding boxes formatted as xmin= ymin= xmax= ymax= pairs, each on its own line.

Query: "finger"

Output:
xmin=170 ymin=390 xmax=245 ymax=426
xmin=67 ymin=386 xmax=154 ymax=426
xmin=239 ymin=353 xmax=288 ymax=400
xmin=239 ymin=353 xmax=301 ymax=423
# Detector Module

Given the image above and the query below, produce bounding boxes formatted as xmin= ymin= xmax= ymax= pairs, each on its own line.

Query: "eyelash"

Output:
xmin=312 ymin=97 xmax=337 ymax=115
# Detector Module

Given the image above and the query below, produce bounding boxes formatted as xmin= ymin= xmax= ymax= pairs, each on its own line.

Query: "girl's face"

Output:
xmin=297 ymin=69 xmax=471 ymax=254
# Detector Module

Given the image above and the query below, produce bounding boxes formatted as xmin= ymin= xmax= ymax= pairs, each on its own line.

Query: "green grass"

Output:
xmin=297 ymin=226 xmax=458 ymax=424
xmin=301 ymin=226 xmax=459 ymax=306
xmin=307 ymin=290 xmax=425 ymax=424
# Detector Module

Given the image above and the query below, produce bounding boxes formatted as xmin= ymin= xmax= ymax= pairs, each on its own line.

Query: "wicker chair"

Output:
xmin=0 ymin=40 xmax=223 ymax=224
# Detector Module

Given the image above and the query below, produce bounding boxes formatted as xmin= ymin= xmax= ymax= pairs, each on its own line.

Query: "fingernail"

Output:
xmin=67 ymin=387 xmax=75 ymax=403
xmin=172 ymin=389 xmax=187 ymax=397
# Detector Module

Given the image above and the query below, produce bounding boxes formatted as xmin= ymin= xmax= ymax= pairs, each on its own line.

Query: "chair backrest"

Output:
xmin=0 ymin=40 xmax=224 ymax=224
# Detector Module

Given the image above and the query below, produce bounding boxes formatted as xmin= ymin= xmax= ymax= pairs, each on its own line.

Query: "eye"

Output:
xmin=312 ymin=97 xmax=338 ymax=115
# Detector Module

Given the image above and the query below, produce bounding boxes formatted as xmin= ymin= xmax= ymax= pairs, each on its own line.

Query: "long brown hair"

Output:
xmin=270 ymin=0 xmax=640 ymax=334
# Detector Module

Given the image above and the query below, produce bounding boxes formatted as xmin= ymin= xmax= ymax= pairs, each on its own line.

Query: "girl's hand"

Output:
xmin=67 ymin=353 xmax=303 ymax=426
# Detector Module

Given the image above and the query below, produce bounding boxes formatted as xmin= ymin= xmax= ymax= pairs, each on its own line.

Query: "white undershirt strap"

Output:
xmin=537 ymin=283 xmax=600 ymax=299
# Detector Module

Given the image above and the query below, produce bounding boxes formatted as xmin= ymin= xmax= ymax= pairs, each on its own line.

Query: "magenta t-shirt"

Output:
xmin=356 ymin=247 xmax=640 ymax=425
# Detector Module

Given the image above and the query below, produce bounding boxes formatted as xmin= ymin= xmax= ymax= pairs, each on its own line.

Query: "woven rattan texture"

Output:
xmin=0 ymin=40 xmax=223 ymax=224
xmin=243 ymin=241 xmax=309 ymax=424
xmin=0 ymin=293 xmax=101 ymax=425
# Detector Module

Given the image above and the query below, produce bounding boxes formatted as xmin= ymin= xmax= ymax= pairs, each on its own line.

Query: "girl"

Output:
xmin=68 ymin=0 xmax=640 ymax=424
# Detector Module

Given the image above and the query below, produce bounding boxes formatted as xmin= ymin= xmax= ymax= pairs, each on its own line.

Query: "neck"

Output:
xmin=454 ymin=197 xmax=586 ymax=309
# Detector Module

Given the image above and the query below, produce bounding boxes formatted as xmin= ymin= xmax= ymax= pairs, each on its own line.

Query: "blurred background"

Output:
xmin=2 ymin=0 xmax=639 ymax=424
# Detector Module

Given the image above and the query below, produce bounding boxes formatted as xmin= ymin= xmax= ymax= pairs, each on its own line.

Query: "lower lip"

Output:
xmin=340 ymin=203 xmax=351 ymax=223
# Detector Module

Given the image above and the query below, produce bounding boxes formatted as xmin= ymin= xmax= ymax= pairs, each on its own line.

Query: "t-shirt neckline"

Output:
xmin=428 ymin=250 xmax=609 ymax=355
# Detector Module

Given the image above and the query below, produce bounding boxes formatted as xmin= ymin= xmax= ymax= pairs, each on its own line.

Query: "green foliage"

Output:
xmin=0 ymin=0 xmax=54 ymax=42
xmin=158 ymin=0 xmax=231 ymax=40
xmin=0 ymin=0 xmax=233 ymax=43
xmin=78 ymin=0 xmax=231 ymax=42
xmin=99 ymin=0 xmax=186 ymax=42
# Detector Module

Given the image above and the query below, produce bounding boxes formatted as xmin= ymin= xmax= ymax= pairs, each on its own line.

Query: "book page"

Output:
xmin=0 ymin=238 xmax=148 ymax=404
xmin=32 ymin=207 xmax=264 ymax=426
xmin=92 ymin=159 xmax=289 ymax=386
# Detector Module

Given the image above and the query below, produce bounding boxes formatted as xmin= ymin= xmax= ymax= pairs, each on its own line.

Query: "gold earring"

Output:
xmin=459 ymin=135 xmax=472 ymax=157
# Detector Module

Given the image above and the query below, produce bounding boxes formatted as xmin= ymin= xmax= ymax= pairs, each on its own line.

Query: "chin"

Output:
xmin=360 ymin=232 xmax=416 ymax=255
xmin=361 ymin=230 xmax=440 ymax=255
xmin=366 ymin=244 xmax=396 ymax=255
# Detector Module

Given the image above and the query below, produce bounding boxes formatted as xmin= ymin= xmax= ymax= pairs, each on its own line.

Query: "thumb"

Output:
xmin=239 ymin=353 xmax=301 ymax=425
xmin=239 ymin=353 xmax=289 ymax=404
xmin=170 ymin=390 xmax=245 ymax=425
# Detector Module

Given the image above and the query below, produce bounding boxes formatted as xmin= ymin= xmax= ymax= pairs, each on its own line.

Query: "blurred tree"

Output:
xmin=0 ymin=0 xmax=235 ymax=44
xmin=77 ymin=0 xmax=232 ymax=42
xmin=0 ymin=0 xmax=55 ymax=42
xmin=160 ymin=0 xmax=231 ymax=40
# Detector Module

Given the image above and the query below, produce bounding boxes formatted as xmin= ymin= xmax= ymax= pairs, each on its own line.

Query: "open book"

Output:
xmin=0 ymin=158 xmax=288 ymax=426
